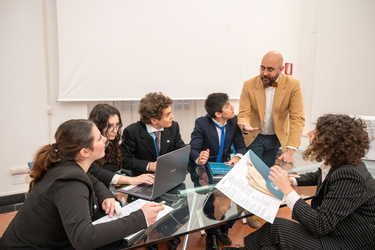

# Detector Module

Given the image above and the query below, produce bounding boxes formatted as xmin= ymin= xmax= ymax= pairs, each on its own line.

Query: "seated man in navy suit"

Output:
xmin=189 ymin=93 xmax=253 ymax=250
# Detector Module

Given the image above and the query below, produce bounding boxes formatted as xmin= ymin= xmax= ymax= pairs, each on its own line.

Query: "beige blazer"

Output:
xmin=238 ymin=74 xmax=305 ymax=151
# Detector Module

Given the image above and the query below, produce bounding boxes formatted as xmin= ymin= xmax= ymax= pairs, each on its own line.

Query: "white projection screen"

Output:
xmin=56 ymin=0 xmax=253 ymax=101
xmin=57 ymin=0 xmax=303 ymax=101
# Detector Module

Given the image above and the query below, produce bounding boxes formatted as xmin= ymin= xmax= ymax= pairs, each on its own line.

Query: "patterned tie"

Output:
xmin=214 ymin=124 xmax=226 ymax=162
xmin=154 ymin=131 xmax=161 ymax=154
xmin=263 ymin=82 xmax=278 ymax=88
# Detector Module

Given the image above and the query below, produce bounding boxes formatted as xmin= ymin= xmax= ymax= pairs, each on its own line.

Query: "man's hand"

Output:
xmin=149 ymin=161 xmax=157 ymax=172
xmin=225 ymin=156 xmax=240 ymax=166
xmin=237 ymin=122 xmax=259 ymax=132
xmin=277 ymin=148 xmax=295 ymax=163
xmin=197 ymin=166 xmax=209 ymax=186
xmin=197 ymin=149 xmax=210 ymax=165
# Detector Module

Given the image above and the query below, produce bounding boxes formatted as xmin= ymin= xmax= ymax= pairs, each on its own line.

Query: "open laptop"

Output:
xmin=119 ymin=145 xmax=191 ymax=200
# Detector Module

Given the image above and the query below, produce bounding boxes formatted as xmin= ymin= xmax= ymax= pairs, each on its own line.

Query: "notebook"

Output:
xmin=119 ymin=145 xmax=191 ymax=200
xmin=207 ymin=162 xmax=233 ymax=175
xmin=206 ymin=162 xmax=233 ymax=182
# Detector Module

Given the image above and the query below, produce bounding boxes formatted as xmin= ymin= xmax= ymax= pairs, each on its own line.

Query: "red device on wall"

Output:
xmin=284 ymin=63 xmax=293 ymax=75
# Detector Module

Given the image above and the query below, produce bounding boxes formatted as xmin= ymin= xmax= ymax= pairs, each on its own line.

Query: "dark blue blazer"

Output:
xmin=189 ymin=115 xmax=246 ymax=167
xmin=121 ymin=121 xmax=186 ymax=176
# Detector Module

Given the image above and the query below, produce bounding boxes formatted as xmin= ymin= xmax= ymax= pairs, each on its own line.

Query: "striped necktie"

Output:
xmin=154 ymin=131 xmax=161 ymax=155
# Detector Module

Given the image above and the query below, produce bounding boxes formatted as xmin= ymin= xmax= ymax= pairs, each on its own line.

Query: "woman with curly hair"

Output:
xmin=88 ymin=104 xmax=154 ymax=188
xmin=225 ymin=114 xmax=375 ymax=250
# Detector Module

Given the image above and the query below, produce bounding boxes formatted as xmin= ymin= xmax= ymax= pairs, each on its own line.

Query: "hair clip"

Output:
xmin=52 ymin=143 xmax=58 ymax=152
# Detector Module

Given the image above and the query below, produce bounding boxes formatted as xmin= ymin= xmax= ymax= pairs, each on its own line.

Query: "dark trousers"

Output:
xmin=248 ymin=134 xmax=280 ymax=167
xmin=205 ymin=219 xmax=236 ymax=236
xmin=244 ymin=218 xmax=322 ymax=250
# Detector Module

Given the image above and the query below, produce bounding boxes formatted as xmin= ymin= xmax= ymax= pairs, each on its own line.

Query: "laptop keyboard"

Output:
xmin=135 ymin=187 xmax=152 ymax=196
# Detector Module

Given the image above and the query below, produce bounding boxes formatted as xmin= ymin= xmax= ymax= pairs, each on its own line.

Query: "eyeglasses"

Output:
xmin=106 ymin=123 xmax=123 ymax=131
xmin=259 ymin=66 xmax=282 ymax=73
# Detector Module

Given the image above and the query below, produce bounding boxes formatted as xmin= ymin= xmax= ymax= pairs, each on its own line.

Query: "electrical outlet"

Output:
xmin=12 ymin=174 xmax=26 ymax=185
xmin=47 ymin=106 xmax=53 ymax=115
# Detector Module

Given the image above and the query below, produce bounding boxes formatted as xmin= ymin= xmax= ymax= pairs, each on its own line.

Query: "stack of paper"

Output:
xmin=93 ymin=199 xmax=173 ymax=242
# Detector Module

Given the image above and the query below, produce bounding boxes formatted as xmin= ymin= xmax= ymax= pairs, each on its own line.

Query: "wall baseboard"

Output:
xmin=0 ymin=193 xmax=27 ymax=214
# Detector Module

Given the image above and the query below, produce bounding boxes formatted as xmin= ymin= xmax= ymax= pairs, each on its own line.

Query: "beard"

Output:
xmin=261 ymin=74 xmax=279 ymax=85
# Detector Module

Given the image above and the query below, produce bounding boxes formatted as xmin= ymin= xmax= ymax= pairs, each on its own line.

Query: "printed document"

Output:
xmin=216 ymin=151 xmax=282 ymax=223
xmin=93 ymin=199 xmax=173 ymax=241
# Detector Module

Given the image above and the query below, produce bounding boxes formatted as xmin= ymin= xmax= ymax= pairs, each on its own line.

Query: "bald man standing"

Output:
xmin=238 ymin=51 xmax=305 ymax=167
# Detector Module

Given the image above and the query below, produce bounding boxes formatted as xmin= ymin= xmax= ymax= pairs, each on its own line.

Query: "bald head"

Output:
xmin=262 ymin=51 xmax=284 ymax=66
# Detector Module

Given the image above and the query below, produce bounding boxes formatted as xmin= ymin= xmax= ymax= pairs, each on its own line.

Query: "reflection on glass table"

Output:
xmin=118 ymin=162 xmax=317 ymax=249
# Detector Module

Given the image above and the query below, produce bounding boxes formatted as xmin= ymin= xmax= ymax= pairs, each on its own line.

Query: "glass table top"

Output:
xmin=117 ymin=163 xmax=317 ymax=249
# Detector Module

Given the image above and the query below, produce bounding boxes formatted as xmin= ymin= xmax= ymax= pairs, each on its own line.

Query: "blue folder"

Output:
xmin=249 ymin=150 xmax=284 ymax=200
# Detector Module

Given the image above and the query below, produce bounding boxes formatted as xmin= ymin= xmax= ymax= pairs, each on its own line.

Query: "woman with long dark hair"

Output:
xmin=1 ymin=119 xmax=163 ymax=249
xmin=88 ymin=104 xmax=154 ymax=187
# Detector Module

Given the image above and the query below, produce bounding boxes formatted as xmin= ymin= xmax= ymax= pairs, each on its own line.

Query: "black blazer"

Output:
xmin=121 ymin=121 xmax=186 ymax=176
xmin=88 ymin=162 xmax=116 ymax=187
xmin=189 ymin=115 xmax=247 ymax=167
xmin=293 ymin=162 xmax=375 ymax=249
xmin=1 ymin=161 xmax=147 ymax=249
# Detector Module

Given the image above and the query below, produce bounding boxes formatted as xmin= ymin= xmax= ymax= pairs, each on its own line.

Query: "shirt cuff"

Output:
xmin=195 ymin=157 xmax=200 ymax=165
xmin=286 ymin=146 xmax=297 ymax=151
xmin=146 ymin=162 xmax=151 ymax=171
xmin=241 ymin=126 xmax=249 ymax=134
xmin=290 ymin=177 xmax=298 ymax=186
xmin=234 ymin=153 xmax=243 ymax=159
xmin=286 ymin=190 xmax=300 ymax=211
xmin=111 ymin=174 xmax=121 ymax=185
xmin=143 ymin=211 xmax=150 ymax=227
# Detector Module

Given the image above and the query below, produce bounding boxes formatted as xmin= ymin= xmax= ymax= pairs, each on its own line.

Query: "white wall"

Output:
xmin=0 ymin=0 xmax=373 ymax=197
xmin=0 ymin=0 xmax=87 ymax=196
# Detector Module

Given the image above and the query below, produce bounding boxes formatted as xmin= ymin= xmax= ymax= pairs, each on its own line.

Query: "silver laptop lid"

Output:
xmin=150 ymin=145 xmax=191 ymax=200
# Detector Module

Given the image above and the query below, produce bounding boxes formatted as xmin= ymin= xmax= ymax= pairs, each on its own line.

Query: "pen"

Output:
xmin=157 ymin=201 xmax=166 ymax=206
xmin=288 ymin=174 xmax=300 ymax=178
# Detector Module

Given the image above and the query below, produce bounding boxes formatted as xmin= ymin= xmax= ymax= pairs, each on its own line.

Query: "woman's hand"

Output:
xmin=128 ymin=173 xmax=155 ymax=186
xmin=102 ymin=198 xmax=117 ymax=217
xmin=268 ymin=165 xmax=294 ymax=196
xmin=141 ymin=202 xmax=165 ymax=225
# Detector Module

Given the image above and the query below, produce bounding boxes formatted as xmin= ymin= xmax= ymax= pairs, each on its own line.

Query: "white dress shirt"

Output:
xmin=260 ymin=85 xmax=276 ymax=135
